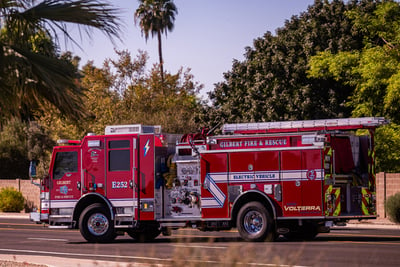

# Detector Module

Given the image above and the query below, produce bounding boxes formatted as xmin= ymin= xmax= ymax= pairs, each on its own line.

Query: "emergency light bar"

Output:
xmin=57 ymin=139 xmax=81 ymax=145
xmin=222 ymin=117 xmax=389 ymax=134
xmin=105 ymin=124 xmax=162 ymax=135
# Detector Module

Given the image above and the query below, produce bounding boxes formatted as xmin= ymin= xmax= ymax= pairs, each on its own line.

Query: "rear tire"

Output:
xmin=79 ymin=203 xmax=116 ymax=243
xmin=127 ymin=224 xmax=160 ymax=242
xmin=286 ymin=223 xmax=318 ymax=241
xmin=237 ymin=201 xmax=275 ymax=242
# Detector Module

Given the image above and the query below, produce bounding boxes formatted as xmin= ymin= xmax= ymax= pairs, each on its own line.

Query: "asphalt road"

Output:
xmin=1 ymin=217 xmax=400 ymax=266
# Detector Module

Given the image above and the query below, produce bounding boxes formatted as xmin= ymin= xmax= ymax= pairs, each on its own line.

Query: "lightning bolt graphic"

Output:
xmin=144 ymin=139 xmax=150 ymax=156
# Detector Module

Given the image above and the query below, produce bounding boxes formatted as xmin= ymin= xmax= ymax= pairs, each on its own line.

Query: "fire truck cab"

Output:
xmin=30 ymin=117 xmax=388 ymax=242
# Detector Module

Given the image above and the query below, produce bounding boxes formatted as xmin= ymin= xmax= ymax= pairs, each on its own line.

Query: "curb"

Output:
xmin=337 ymin=222 xmax=400 ymax=230
xmin=334 ymin=224 xmax=400 ymax=230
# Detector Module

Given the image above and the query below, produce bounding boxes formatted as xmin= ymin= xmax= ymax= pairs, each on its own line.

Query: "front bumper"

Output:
xmin=29 ymin=212 xmax=48 ymax=223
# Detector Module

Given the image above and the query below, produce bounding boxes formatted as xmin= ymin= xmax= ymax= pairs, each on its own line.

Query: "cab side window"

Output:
xmin=53 ymin=151 xmax=78 ymax=180
xmin=109 ymin=140 xmax=130 ymax=171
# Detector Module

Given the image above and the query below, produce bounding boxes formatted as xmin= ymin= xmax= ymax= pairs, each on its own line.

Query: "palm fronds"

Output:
xmin=0 ymin=0 xmax=122 ymax=121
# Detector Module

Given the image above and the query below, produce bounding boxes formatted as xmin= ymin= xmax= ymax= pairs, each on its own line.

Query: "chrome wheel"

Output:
xmin=87 ymin=213 xmax=109 ymax=236
xmin=243 ymin=210 xmax=264 ymax=235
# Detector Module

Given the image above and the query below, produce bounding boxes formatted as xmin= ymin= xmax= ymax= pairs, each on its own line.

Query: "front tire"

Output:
xmin=237 ymin=201 xmax=275 ymax=242
xmin=79 ymin=203 xmax=117 ymax=243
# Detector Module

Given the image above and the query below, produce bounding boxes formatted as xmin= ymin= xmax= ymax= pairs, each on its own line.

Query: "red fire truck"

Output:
xmin=30 ymin=117 xmax=388 ymax=242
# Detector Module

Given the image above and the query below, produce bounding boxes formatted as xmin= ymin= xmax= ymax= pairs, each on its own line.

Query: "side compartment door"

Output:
xmin=200 ymin=152 xmax=229 ymax=219
xmin=138 ymin=134 xmax=155 ymax=221
xmin=301 ymin=149 xmax=323 ymax=216
xmin=281 ymin=149 xmax=323 ymax=217
xmin=281 ymin=150 xmax=302 ymax=217
xmin=229 ymin=152 xmax=255 ymax=183
xmin=106 ymin=138 xmax=136 ymax=219
xmin=254 ymin=151 xmax=280 ymax=212
xmin=50 ymin=147 xmax=81 ymax=212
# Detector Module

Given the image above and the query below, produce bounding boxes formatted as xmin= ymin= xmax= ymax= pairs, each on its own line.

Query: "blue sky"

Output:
xmin=71 ymin=0 xmax=315 ymax=97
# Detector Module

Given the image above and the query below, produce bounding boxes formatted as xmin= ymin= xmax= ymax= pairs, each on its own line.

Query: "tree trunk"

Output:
xmin=157 ymin=30 xmax=164 ymax=94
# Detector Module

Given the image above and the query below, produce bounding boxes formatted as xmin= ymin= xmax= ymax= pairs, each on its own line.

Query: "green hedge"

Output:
xmin=386 ymin=192 xmax=400 ymax=224
xmin=0 ymin=187 xmax=25 ymax=212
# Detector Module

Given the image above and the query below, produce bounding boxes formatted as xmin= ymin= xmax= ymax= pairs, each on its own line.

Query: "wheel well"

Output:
xmin=231 ymin=191 xmax=276 ymax=227
xmin=73 ymin=194 xmax=113 ymax=229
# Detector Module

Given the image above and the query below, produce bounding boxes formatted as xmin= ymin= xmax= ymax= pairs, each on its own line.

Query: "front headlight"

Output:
xmin=40 ymin=192 xmax=49 ymax=200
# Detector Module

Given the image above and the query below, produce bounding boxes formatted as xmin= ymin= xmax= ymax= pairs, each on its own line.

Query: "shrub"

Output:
xmin=386 ymin=192 xmax=400 ymax=224
xmin=0 ymin=187 xmax=25 ymax=212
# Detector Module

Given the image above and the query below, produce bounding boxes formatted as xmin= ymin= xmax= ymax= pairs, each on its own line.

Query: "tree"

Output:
xmin=309 ymin=1 xmax=400 ymax=123
xmin=43 ymin=50 xmax=203 ymax=136
xmin=86 ymin=50 xmax=202 ymax=134
xmin=134 ymin=0 xmax=178 ymax=88
xmin=0 ymin=119 xmax=29 ymax=178
xmin=307 ymin=0 xmax=400 ymax=172
xmin=27 ymin=49 xmax=203 ymax=180
xmin=0 ymin=119 xmax=54 ymax=179
xmin=121 ymin=64 xmax=203 ymax=133
xmin=26 ymin=121 xmax=55 ymax=178
xmin=0 ymin=0 xmax=121 ymax=122
xmin=80 ymin=59 xmax=125 ymax=134
xmin=205 ymin=0 xmax=376 ymax=127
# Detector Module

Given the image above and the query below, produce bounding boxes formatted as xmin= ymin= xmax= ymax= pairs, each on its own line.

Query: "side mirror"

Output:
xmin=29 ymin=160 xmax=40 ymax=187
xmin=29 ymin=160 xmax=37 ymax=178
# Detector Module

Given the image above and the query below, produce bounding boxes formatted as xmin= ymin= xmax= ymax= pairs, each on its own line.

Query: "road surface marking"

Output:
xmin=0 ymin=222 xmax=39 ymax=226
xmin=171 ymin=244 xmax=226 ymax=249
xmin=0 ymin=227 xmax=72 ymax=233
xmin=325 ymin=232 xmax=400 ymax=238
xmin=0 ymin=248 xmax=170 ymax=262
xmin=27 ymin=237 xmax=68 ymax=242
xmin=0 ymin=248 xmax=308 ymax=267
xmin=329 ymin=230 xmax=361 ymax=234
xmin=328 ymin=240 xmax=400 ymax=245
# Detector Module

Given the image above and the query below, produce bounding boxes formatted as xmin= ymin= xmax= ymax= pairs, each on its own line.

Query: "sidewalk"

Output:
xmin=343 ymin=217 xmax=400 ymax=229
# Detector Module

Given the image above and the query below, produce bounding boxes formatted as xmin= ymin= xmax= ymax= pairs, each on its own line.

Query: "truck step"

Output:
xmin=48 ymin=225 xmax=69 ymax=229
xmin=115 ymin=225 xmax=134 ymax=229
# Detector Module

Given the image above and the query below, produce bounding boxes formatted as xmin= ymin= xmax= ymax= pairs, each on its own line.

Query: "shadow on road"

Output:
xmin=68 ymin=229 xmax=400 ymax=245
xmin=68 ymin=235 xmax=245 ymax=245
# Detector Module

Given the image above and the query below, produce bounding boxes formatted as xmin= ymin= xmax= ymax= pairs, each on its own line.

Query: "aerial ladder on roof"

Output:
xmin=222 ymin=117 xmax=389 ymax=134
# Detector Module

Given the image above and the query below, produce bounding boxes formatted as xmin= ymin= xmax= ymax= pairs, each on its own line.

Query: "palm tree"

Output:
xmin=0 ymin=0 xmax=121 ymax=121
xmin=134 ymin=0 xmax=177 ymax=89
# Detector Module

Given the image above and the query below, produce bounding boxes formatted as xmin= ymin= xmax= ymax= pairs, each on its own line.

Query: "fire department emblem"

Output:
xmin=307 ymin=169 xmax=316 ymax=180
xmin=60 ymin=185 xmax=69 ymax=195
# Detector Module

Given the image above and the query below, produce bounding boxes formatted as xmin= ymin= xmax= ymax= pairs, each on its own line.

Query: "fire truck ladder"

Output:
xmin=222 ymin=117 xmax=389 ymax=134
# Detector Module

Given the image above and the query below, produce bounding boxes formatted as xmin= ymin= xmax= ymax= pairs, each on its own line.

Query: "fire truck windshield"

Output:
xmin=53 ymin=151 xmax=78 ymax=179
